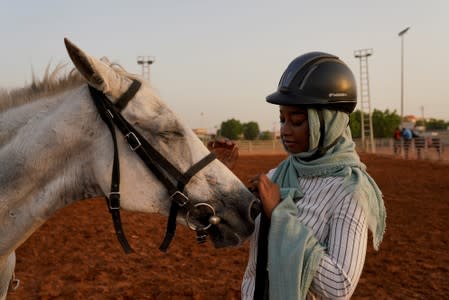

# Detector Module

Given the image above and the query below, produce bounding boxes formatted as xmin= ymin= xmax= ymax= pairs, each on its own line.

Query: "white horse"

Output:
xmin=0 ymin=38 xmax=258 ymax=299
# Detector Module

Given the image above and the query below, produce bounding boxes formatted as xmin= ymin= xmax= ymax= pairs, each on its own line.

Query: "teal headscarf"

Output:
xmin=266 ymin=108 xmax=386 ymax=300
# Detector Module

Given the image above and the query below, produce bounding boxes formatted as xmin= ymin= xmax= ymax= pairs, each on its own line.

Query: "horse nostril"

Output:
xmin=249 ymin=199 xmax=261 ymax=222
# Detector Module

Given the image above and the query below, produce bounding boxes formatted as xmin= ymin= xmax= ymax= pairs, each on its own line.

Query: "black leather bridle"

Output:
xmin=88 ymin=80 xmax=216 ymax=254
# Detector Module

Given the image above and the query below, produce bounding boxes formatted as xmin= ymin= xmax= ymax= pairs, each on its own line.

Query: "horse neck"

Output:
xmin=0 ymin=86 xmax=104 ymax=254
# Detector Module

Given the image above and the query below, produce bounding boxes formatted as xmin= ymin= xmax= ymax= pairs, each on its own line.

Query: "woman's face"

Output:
xmin=279 ymin=105 xmax=309 ymax=154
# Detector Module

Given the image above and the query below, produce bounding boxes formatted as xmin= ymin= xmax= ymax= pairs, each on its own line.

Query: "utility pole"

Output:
xmin=137 ymin=56 xmax=155 ymax=82
xmin=398 ymin=27 xmax=410 ymax=125
xmin=354 ymin=48 xmax=375 ymax=153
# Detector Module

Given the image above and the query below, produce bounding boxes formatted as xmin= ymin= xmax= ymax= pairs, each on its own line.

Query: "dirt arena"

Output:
xmin=7 ymin=153 xmax=449 ymax=299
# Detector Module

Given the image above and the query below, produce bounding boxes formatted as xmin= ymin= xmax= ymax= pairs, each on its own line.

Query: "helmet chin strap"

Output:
xmin=301 ymin=109 xmax=343 ymax=162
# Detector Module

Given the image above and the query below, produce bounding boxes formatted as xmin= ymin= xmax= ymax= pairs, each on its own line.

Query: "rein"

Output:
xmin=88 ymin=80 xmax=216 ymax=253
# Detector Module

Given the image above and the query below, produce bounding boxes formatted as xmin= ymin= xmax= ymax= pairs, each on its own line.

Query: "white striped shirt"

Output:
xmin=241 ymin=170 xmax=368 ymax=300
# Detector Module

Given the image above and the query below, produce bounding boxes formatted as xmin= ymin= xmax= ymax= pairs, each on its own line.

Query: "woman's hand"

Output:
xmin=250 ymin=174 xmax=280 ymax=219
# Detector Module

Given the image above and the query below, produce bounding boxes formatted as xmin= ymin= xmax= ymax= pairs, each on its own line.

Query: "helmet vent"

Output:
xmin=280 ymin=70 xmax=294 ymax=88
xmin=298 ymin=65 xmax=319 ymax=91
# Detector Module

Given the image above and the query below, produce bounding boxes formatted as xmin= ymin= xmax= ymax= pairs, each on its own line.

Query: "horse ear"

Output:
xmin=64 ymin=38 xmax=111 ymax=93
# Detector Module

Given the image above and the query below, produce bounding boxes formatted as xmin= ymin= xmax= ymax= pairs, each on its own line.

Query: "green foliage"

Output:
xmin=425 ymin=118 xmax=449 ymax=130
xmin=242 ymin=121 xmax=260 ymax=140
xmin=372 ymin=109 xmax=401 ymax=138
xmin=259 ymin=130 xmax=273 ymax=140
xmin=216 ymin=108 xmax=446 ymax=141
xmin=350 ymin=109 xmax=401 ymax=138
xmin=219 ymin=118 xmax=243 ymax=140
xmin=415 ymin=119 xmax=425 ymax=126
xmin=349 ymin=110 xmax=361 ymax=138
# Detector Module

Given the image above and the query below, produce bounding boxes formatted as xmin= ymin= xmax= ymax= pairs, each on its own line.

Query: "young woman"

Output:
xmin=241 ymin=52 xmax=386 ymax=299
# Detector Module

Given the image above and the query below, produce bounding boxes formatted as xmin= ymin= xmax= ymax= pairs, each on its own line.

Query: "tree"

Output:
xmin=425 ymin=118 xmax=449 ymax=130
xmin=349 ymin=110 xmax=361 ymax=138
xmin=242 ymin=121 xmax=260 ymax=140
xmin=415 ymin=119 xmax=425 ymax=127
xmin=371 ymin=109 xmax=401 ymax=138
xmin=219 ymin=118 xmax=243 ymax=140
xmin=350 ymin=109 xmax=401 ymax=138
xmin=259 ymin=130 xmax=273 ymax=140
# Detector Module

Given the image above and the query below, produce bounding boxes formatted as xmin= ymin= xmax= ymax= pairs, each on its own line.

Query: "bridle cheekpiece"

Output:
xmin=88 ymin=80 xmax=216 ymax=253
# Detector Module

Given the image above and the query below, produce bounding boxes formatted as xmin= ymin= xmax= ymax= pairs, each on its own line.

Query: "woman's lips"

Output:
xmin=283 ymin=140 xmax=296 ymax=147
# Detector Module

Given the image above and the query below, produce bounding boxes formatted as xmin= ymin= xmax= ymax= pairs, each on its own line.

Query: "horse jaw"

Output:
xmin=110 ymin=141 xmax=172 ymax=215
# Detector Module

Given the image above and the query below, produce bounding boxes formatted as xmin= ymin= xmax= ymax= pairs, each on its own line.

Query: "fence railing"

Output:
xmin=235 ymin=139 xmax=285 ymax=154
xmin=227 ymin=138 xmax=447 ymax=161
xmin=354 ymin=137 xmax=446 ymax=161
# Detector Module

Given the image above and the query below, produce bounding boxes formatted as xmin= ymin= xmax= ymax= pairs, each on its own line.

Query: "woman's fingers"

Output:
xmin=249 ymin=174 xmax=280 ymax=218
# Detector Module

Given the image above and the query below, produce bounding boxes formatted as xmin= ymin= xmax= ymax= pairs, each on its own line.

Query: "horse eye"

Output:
xmin=158 ymin=130 xmax=184 ymax=143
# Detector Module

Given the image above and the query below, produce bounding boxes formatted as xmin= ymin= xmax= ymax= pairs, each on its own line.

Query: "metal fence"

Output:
xmin=232 ymin=138 xmax=448 ymax=162
xmin=235 ymin=139 xmax=285 ymax=154
xmin=355 ymin=137 xmax=447 ymax=161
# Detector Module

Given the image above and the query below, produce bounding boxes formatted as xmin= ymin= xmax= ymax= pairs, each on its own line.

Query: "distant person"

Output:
xmin=402 ymin=127 xmax=413 ymax=159
xmin=431 ymin=137 xmax=443 ymax=158
xmin=236 ymin=52 xmax=385 ymax=299
xmin=412 ymin=128 xmax=425 ymax=159
xmin=393 ymin=127 xmax=402 ymax=155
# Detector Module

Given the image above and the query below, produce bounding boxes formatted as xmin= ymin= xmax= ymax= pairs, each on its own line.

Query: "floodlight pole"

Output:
xmin=354 ymin=48 xmax=375 ymax=153
xmin=398 ymin=27 xmax=410 ymax=124
xmin=137 ymin=56 xmax=155 ymax=83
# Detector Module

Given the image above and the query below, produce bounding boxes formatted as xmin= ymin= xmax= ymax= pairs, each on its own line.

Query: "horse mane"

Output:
xmin=0 ymin=59 xmax=132 ymax=113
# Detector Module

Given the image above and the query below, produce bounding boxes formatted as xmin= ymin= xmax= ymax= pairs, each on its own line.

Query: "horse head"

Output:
xmin=64 ymin=38 xmax=259 ymax=248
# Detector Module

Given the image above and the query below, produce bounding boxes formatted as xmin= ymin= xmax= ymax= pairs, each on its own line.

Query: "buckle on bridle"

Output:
xmin=125 ymin=132 xmax=142 ymax=151
xmin=108 ymin=192 xmax=121 ymax=210
xmin=170 ymin=191 xmax=189 ymax=207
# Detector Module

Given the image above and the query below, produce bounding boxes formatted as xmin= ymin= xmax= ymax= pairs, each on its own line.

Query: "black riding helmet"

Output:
xmin=266 ymin=52 xmax=357 ymax=113
xmin=268 ymin=52 xmax=356 ymax=160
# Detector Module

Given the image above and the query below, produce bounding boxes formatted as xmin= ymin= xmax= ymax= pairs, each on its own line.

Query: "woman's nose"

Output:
xmin=280 ymin=122 xmax=292 ymax=135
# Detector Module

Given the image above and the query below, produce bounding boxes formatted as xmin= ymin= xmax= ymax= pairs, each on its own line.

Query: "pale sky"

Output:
xmin=1 ymin=0 xmax=448 ymax=132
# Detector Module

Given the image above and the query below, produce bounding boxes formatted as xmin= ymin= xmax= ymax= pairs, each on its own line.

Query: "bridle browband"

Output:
xmin=88 ymin=80 xmax=216 ymax=253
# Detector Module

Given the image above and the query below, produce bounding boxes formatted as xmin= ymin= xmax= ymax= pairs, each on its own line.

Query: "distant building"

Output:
xmin=403 ymin=115 xmax=417 ymax=123
xmin=192 ymin=128 xmax=211 ymax=143
xmin=193 ymin=128 xmax=208 ymax=136
xmin=402 ymin=115 xmax=417 ymax=129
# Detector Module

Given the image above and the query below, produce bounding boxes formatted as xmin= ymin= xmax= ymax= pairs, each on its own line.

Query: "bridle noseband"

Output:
xmin=88 ymin=80 xmax=216 ymax=253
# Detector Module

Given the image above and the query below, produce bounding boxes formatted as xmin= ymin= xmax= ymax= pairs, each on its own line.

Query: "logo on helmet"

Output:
xmin=328 ymin=93 xmax=347 ymax=98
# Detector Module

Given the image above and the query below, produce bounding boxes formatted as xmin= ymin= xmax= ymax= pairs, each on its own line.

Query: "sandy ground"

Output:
xmin=7 ymin=153 xmax=449 ymax=299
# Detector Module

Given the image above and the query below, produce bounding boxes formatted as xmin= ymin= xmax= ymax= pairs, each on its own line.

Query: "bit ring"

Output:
xmin=186 ymin=203 xmax=218 ymax=231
